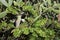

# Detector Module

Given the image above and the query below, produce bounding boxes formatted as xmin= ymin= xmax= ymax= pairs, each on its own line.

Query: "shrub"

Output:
xmin=0 ymin=0 xmax=60 ymax=40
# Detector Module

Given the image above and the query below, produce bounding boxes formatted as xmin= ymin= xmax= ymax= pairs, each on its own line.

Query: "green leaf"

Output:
xmin=45 ymin=29 xmax=55 ymax=38
xmin=1 ymin=21 xmax=7 ymax=27
xmin=46 ymin=0 xmax=51 ymax=6
xmin=22 ymin=27 xmax=29 ymax=35
xmin=14 ymin=1 xmax=24 ymax=7
xmin=8 ymin=7 xmax=18 ymax=15
xmin=54 ymin=21 xmax=60 ymax=28
xmin=0 ymin=11 xmax=7 ymax=18
xmin=29 ymin=28 xmax=34 ymax=33
xmin=34 ymin=18 xmax=47 ymax=27
xmin=29 ymin=35 xmax=36 ymax=40
xmin=32 ymin=32 xmax=38 ymax=37
xmin=33 ymin=15 xmax=41 ymax=24
xmin=8 ymin=0 xmax=13 ymax=6
xmin=12 ymin=28 xmax=22 ymax=37
xmin=0 ymin=0 xmax=8 ymax=7
xmin=35 ymin=28 xmax=46 ymax=37
xmin=23 ymin=5 xmax=33 ymax=11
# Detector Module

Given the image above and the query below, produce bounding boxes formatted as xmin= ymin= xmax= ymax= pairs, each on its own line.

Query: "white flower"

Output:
xmin=21 ymin=19 xmax=25 ymax=22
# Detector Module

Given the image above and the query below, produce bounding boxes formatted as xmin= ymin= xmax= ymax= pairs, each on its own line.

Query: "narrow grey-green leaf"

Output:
xmin=0 ymin=0 xmax=8 ymax=7
xmin=8 ymin=0 xmax=13 ymax=6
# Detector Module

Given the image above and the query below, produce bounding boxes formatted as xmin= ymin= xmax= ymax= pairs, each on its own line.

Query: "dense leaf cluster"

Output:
xmin=0 ymin=0 xmax=60 ymax=40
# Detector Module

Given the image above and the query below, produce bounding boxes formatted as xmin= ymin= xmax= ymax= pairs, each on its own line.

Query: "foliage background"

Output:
xmin=0 ymin=0 xmax=60 ymax=40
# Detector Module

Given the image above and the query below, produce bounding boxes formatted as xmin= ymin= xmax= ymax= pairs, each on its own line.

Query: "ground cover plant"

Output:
xmin=0 ymin=0 xmax=60 ymax=40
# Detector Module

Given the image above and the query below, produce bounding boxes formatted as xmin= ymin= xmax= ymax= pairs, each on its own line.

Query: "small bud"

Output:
xmin=16 ymin=15 xmax=21 ymax=27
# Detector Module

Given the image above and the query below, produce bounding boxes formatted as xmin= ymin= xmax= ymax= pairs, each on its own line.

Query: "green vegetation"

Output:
xmin=0 ymin=0 xmax=60 ymax=40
